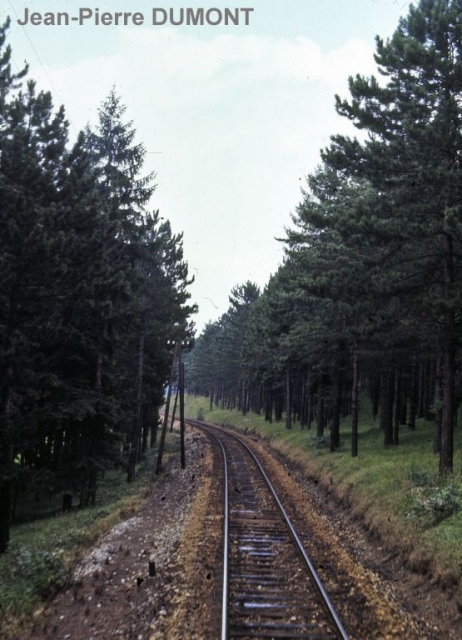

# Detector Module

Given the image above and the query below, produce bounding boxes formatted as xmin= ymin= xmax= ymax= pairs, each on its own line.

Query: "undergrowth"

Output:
xmin=0 ymin=433 xmax=179 ymax=639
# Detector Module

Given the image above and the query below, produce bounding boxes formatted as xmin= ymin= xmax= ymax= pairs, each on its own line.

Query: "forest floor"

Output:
xmin=16 ymin=419 xmax=462 ymax=640
xmin=21 ymin=430 xmax=214 ymax=640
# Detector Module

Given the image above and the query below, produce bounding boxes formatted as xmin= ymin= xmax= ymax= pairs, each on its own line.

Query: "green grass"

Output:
xmin=0 ymin=432 xmax=180 ymax=639
xmin=186 ymin=395 xmax=462 ymax=589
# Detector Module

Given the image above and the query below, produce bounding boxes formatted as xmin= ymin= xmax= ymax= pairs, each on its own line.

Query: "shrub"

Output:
xmin=408 ymin=467 xmax=436 ymax=488
xmin=408 ymin=484 xmax=460 ymax=526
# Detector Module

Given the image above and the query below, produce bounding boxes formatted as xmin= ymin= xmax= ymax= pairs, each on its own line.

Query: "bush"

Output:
xmin=11 ymin=546 xmax=68 ymax=598
xmin=311 ymin=435 xmax=329 ymax=453
xmin=408 ymin=467 xmax=436 ymax=488
xmin=197 ymin=407 xmax=205 ymax=421
xmin=408 ymin=484 xmax=460 ymax=526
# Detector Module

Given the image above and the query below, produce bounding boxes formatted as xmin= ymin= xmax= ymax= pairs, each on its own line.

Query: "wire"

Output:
xmin=7 ymin=1 xmax=65 ymax=118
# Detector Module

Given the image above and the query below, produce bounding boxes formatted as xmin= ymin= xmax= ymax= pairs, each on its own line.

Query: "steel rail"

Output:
xmin=188 ymin=418 xmax=350 ymax=640
xmin=230 ymin=428 xmax=350 ymax=640
xmin=188 ymin=420 xmax=229 ymax=639
xmin=214 ymin=431 xmax=229 ymax=640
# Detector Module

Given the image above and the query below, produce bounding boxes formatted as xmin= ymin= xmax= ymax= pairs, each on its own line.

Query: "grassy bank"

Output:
xmin=0 ymin=433 xmax=179 ymax=638
xmin=185 ymin=395 xmax=462 ymax=590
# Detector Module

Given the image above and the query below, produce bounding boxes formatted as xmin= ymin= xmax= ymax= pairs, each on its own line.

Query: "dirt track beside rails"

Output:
xmin=24 ymin=424 xmax=461 ymax=640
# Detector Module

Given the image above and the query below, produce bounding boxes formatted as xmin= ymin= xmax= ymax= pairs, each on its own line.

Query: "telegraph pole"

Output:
xmin=178 ymin=345 xmax=186 ymax=469
xmin=155 ymin=343 xmax=178 ymax=475
xmin=156 ymin=338 xmax=192 ymax=475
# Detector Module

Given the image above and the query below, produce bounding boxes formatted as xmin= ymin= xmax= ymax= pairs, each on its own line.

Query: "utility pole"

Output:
xmin=170 ymin=387 xmax=179 ymax=433
xmin=155 ymin=343 xmax=178 ymax=475
xmin=156 ymin=338 xmax=193 ymax=475
xmin=179 ymin=345 xmax=186 ymax=469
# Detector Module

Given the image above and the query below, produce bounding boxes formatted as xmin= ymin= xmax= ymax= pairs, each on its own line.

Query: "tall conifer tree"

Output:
xmin=0 ymin=31 xmax=69 ymax=548
xmin=323 ymin=0 xmax=462 ymax=474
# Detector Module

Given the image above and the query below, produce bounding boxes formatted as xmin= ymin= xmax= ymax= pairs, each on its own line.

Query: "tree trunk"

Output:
xmin=0 ymin=475 xmax=11 ymax=554
xmin=150 ymin=406 xmax=159 ymax=448
xmin=434 ymin=358 xmax=443 ymax=455
xmin=285 ymin=370 xmax=292 ymax=430
xmin=330 ymin=364 xmax=342 ymax=452
xmin=0 ymin=379 xmax=12 ymax=551
xmin=393 ymin=367 xmax=401 ymax=445
xmin=209 ymin=385 xmax=214 ymax=412
xmin=408 ymin=356 xmax=417 ymax=430
xmin=141 ymin=405 xmax=149 ymax=454
xmin=372 ymin=373 xmax=380 ymax=421
xmin=440 ymin=233 xmax=455 ymax=476
xmin=382 ymin=369 xmax=394 ymax=446
xmin=0 ymin=292 xmax=19 ymax=553
xmin=400 ymin=374 xmax=408 ymax=425
xmin=87 ymin=327 xmax=106 ymax=502
xmin=351 ymin=340 xmax=359 ymax=458
xmin=87 ymin=464 xmax=97 ymax=506
xmin=179 ymin=358 xmax=186 ymax=469
xmin=417 ymin=361 xmax=425 ymax=419
xmin=127 ymin=322 xmax=145 ymax=483
xmin=316 ymin=389 xmax=324 ymax=438
xmin=274 ymin=388 xmax=283 ymax=422
xmin=155 ymin=344 xmax=178 ymax=475
xmin=264 ymin=387 xmax=272 ymax=423
xmin=241 ymin=380 xmax=247 ymax=416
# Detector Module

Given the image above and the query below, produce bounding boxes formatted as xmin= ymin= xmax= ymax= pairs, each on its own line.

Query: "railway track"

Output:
xmin=187 ymin=418 xmax=349 ymax=640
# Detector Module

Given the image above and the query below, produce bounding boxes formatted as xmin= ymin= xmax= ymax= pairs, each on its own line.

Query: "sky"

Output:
xmin=3 ymin=0 xmax=411 ymax=332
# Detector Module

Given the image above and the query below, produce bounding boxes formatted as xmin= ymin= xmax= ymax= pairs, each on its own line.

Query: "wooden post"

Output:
xmin=285 ymin=370 xmax=292 ymax=430
xmin=179 ymin=352 xmax=186 ymax=469
xmin=351 ymin=339 xmax=359 ymax=457
xmin=170 ymin=387 xmax=179 ymax=433
xmin=155 ymin=344 xmax=178 ymax=475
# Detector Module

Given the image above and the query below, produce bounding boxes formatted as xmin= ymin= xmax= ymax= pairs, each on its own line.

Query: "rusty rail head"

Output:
xmin=190 ymin=420 xmax=229 ymax=640
xmin=235 ymin=432 xmax=350 ymax=640
xmin=187 ymin=418 xmax=350 ymax=640
xmin=215 ymin=434 xmax=229 ymax=640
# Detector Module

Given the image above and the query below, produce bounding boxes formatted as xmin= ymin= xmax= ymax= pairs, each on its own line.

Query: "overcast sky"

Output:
xmin=4 ymin=0 xmax=411 ymax=331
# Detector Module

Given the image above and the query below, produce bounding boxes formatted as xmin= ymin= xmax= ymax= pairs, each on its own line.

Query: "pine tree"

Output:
xmin=71 ymin=90 xmax=157 ymax=493
xmin=0 ymin=19 xmax=28 ymax=551
xmin=125 ymin=214 xmax=195 ymax=482
xmin=323 ymin=0 xmax=462 ymax=474
xmin=86 ymin=88 xmax=156 ymax=234
xmin=0 ymin=21 xmax=196 ymax=546
xmin=0 ymin=71 xmax=69 ymax=549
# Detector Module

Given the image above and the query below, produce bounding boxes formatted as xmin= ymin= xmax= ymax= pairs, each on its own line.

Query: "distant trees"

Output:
xmin=186 ymin=282 xmax=259 ymax=412
xmin=0 ymin=21 xmax=194 ymax=552
xmin=187 ymin=0 xmax=462 ymax=475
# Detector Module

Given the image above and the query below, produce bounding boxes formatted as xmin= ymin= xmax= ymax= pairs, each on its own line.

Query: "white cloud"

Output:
xmin=26 ymin=26 xmax=377 ymax=330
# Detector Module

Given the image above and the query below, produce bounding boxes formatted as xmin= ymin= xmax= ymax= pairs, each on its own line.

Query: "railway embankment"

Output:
xmin=185 ymin=394 xmax=462 ymax=638
xmin=2 ymin=399 xmax=461 ymax=639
